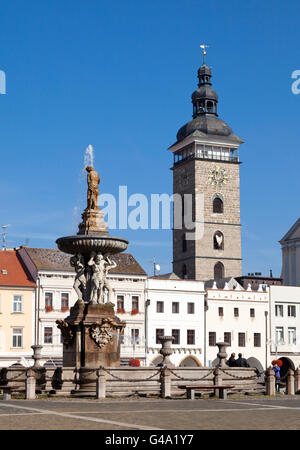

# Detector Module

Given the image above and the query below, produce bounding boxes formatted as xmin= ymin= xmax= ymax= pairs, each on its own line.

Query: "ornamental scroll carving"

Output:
xmin=89 ymin=318 xmax=125 ymax=348
xmin=56 ymin=320 xmax=74 ymax=346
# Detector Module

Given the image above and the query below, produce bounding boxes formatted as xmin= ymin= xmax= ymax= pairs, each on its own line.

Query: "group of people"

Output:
xmin=227 ymin=353 xmax=250 ymax=368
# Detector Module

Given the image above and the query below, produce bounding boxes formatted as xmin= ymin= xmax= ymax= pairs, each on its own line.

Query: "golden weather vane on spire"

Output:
xmin=200 ymin=44 xmax=209 ymax=64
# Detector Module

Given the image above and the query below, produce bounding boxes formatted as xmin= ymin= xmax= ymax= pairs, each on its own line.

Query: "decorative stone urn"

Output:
xmin=56 ymin=163 xmax=127 ymax=394
xmin=215 ymin=341 xmax=230 ymax=368
xmin=159 ymin=336 xmax=175 ymax=367
xmin=31 ymin=345 xmax=43 ymax=368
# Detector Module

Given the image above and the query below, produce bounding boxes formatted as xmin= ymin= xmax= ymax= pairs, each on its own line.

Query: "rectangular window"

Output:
xmin=132 ymin=296 xmax=139 ymax=313
xmin=117 ymin=295 xmax=125 ymax=312
xmin=156 ymin=328 xmax=164 ymax=344
xmin=12 ymin=295 xmax=22 ymax=313
xmin=187 ymin=329 xmax=195 ymax=345
xmin=218 ymin=307 xmax=224 ymax=317
xmin=187 ymin=302 xmax=195 ymax=314
xmin=276 ymin=327 xmax=284 ymax=344
xmin=288 ymin=305 xmax=296 ymax=317
xmin=61 ymin=293 xmax=69 ymax=311
xmin=254 ymin=333 xmax=261 ymax=347
xmin=209 ymin=332 xmax=216 ymax=346
xmin=250 ymin=308 xmax=255 ymax=318
xmin=44 ymin=327 xmax=53 ymax=344
xmin=275 ymin=304 xmax=283 ymax=317
xmin=45 ymin=292 xmax=53 ymax=311
xmin=12 ymin=328 xmax=23 ymax=348
xmin=234 ymin=307 xmax=239 ymax=317
xmin=224 ymin=332 xmax=231 ymax=346
xmin=238 ymin=332 xmax=245 ymax=347
xmin=172 ymin=329 xmax=180 ymax=345
xmin=120 ymin=334 xmax=125 ymax=345
xmin=288 ymin=327 xmax=296 ymax=345
xmin=172 ymin=302 xmax=179 ymax=314
xmin=156 ymin=301 xmax=164 ymax=313
xmin=131 ymin=329 xmax=139 ymax=345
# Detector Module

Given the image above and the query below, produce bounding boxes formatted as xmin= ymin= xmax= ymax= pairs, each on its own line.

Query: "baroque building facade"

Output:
xmin=169 ymin=59 xmax=244 ymax=281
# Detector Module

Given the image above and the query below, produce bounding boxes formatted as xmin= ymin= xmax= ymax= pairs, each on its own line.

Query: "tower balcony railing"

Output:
xmin=174 ymin=152 xmax=239 ymax=165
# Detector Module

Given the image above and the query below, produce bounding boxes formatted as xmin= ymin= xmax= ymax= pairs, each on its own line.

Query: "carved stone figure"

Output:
xmin=102 ymin=256 xmax=117 ymax=303
xmin=70 ymin=253 xmax=86 ymax=302
xmin=56 ymin=320 xmax=74 ymax=346
xmin=86 ymin=165 xmax=100 ymax=210
xmin=89 ymin=318 xmax=125 ymax=348
xmin=88 ymin=252 xmax=106 ymax=304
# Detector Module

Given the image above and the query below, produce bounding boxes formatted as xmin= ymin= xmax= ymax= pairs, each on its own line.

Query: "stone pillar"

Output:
xmin=26 ymin=368 xmax=36 ymax=400
xmin=31 ymin=345 xmax=43 ymax=368
xmin=96 ymin=369 xmax=106 ymax=399
xmin=159 ymin=336 xmax=175 ymax=367
xmin=295 ymin=368 xmax=300 ymax=393
xmin=213 ymin=367 xmax=223 ymax=398
xmin=287 ymin=369 xmax=295 ymax=395
xmin=215 ymin=342 xmax=229 ymax=368
xmin=160 ymin=367 xmax=171 ymax=398
xmin=265 ymin=367 xmax=275 ymax=396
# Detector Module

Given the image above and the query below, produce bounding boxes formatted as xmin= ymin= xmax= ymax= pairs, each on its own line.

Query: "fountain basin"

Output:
xmin=56 ymin=235 xmax=128 ymax=256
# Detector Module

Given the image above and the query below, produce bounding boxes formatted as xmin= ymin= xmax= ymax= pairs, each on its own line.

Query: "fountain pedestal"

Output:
xmin=57 ymin=301 xmax=125 ymax=394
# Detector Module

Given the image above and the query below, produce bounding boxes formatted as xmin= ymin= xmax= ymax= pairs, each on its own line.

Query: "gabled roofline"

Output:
xmin=279 ymin=217 xmax=300 ymax=244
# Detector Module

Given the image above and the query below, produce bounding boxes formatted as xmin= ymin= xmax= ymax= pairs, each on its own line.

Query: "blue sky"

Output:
xmin=0 ymin=0 xmax=299 ymax=277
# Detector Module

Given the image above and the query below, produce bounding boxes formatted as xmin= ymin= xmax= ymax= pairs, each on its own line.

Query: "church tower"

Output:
xmin=170 ymin=53 xmax=244 ymax=281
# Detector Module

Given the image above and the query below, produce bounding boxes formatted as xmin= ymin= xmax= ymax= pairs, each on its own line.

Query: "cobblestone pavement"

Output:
xmin=0 ymin=396 xmax=300 ymax=430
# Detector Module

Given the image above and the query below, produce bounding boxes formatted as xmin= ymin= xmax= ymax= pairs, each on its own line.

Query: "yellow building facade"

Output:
xmin=0 ymin=250 xmax=36 ymax=367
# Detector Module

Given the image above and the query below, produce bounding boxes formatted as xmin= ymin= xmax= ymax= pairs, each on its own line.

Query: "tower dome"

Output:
xmin=175 ymin=59 xmax=243 ymax=145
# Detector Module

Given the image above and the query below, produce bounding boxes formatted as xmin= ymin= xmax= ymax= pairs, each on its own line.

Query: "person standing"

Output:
xmin=236 ymin=353 xmax=250 ymax=367
xmin=227 ymin=353 xmax=237 ymax=367
xmin=272 ymin=361 xmax=281 ymax=393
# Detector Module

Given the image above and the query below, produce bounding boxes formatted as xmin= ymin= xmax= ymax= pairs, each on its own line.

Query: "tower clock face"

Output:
xmin=208 ymin=165 xmax=228 ymax=187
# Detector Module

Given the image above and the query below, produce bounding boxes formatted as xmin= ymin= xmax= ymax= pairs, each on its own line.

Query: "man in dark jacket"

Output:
xmin=227 ymin=353 xmax=237 ymax=367
xmin=236 ymin=353 xmax=249 ymax=367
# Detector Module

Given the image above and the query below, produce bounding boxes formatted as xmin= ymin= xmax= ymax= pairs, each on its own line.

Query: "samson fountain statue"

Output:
xmin=56 ymin=164 xmax=128 ymax=393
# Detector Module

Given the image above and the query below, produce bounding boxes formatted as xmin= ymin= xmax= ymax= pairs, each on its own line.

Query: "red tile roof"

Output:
xmin=0 ymin=250 xmax=36 ymax=287
xmin=22 ymin=247 xmax=147 ymax=276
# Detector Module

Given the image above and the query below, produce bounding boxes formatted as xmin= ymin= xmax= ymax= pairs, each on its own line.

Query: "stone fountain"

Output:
xmin=56 ymin=164 xmax=128 ymax=393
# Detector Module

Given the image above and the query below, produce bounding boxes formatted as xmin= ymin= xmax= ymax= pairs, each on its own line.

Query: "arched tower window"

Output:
xmin=182 ymin=264 xmax=187 ymax=279
xmin=213 ymin=197 xmax=223 ymax=213
xmin=213 ymin=231 xmax=224 ymax=250
xmin=214 ymin=262 xmax=224 ymax=280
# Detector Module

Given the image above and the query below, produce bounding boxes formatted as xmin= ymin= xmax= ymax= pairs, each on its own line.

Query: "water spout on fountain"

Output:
xmin=84 ymin=144 xmax=94 ymax=169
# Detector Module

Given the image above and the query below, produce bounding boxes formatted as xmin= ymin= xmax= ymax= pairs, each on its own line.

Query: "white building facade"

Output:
xmin=205 ymin=279 xmax=270 ymax=371
xmin=145 ymin=277 xmax=205 ymax=367
xmin=269 ymin=285 xmax=300 ymax=374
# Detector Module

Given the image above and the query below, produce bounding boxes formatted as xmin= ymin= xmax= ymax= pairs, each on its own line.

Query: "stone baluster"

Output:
xmin=213 ymin=367 xmax=223 ymax=398
xmin=158 ymin=336 xmax=175 ymax=367
xmin=287 ymin=369 xmax=295 ymax=395
xmin=96 ymin=368 xmax=106 ymax=399
xmin=295 ymin=368 xmax=300 ymax=393
xmin=31 ymin=345 xmax=43 ymax=368
xmin=160 ymin=366 xmax=171 ymax=399
xmin=265 ymin=367 xmax=275 ymax=396
xmin=26 ymin=368 xmax=36 ymax=400
xmin=215 ymin=342 xmax=230 ymax=368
